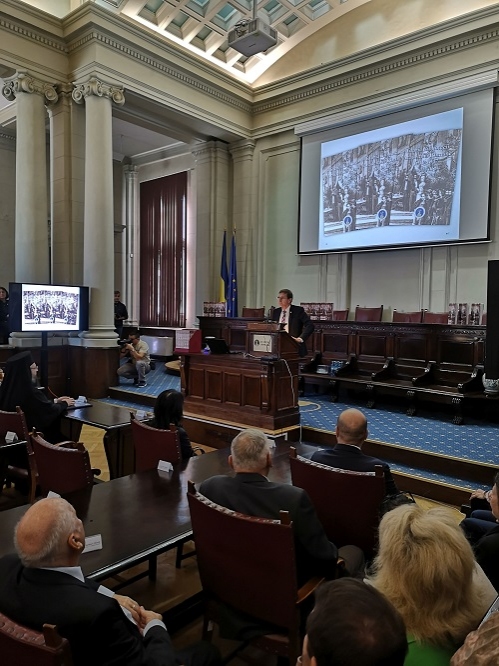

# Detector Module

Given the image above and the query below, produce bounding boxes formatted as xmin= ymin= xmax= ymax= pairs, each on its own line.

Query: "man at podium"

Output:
xmin=272 ymin=289 xmax=314 ymax=357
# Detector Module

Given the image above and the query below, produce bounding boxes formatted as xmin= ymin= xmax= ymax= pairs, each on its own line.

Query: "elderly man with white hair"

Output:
xmin=0 ymin=497 xmax=221 ymax=666
xmin=200 ymin=428 xmax=364 ymax=583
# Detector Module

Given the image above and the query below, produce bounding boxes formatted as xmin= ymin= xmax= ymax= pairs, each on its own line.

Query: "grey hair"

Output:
xmin=231 ymin=429 xmax=271 ymax=471
xmin=14 ymin=499 xmax=80 ymax=568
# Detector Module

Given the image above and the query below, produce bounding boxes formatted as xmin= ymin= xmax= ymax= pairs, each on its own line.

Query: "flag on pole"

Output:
xmin=219 ymin=230 xmax=229 ymax=302
xmin=227 ymin=230 xmax=238 ymax=317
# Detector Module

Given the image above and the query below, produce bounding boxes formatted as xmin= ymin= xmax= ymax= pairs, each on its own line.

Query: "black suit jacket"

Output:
xmin=272 ymin=305 xmax=314 ymax=356
xmin=310 ymin=444 xmax=398 ymax=496
xmin=0 ymin=554 xmax=176 ymax=666
xmin=475 ymin=525 xmax=499 ymax=593
xmin=199 ymin=472 xmax=337 ymax=582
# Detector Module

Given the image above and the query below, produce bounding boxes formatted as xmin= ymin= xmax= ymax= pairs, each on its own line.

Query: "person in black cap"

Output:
xmin=0 ymin=351 xmax=74 ymax=443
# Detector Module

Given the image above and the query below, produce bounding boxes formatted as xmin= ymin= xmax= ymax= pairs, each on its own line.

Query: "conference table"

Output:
xmin=0 ymin=441 xmax=316 ymax=581
xmin=63 ymin=401 xmax=151 ymax=480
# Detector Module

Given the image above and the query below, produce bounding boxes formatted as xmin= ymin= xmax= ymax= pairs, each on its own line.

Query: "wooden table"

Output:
xmin=64 ymin=401 xmax=151 ymax=479
xmin=0 ymin=441 xmax=316 ymax=580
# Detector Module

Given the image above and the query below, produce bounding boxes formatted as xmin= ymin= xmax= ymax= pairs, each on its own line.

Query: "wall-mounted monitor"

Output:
xmin=298 ymin=88 xmax=494 ymax=254
xmin=9 ymin=283 xmax=90 ymax=333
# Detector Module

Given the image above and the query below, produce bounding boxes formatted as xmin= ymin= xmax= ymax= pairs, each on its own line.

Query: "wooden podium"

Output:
xmin=180 ymin=323 xmax=301 ymax=432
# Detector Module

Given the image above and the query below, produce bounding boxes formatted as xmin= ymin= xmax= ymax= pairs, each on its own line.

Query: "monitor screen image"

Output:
xmin=9 ymin=283 xmax=90 ymax=333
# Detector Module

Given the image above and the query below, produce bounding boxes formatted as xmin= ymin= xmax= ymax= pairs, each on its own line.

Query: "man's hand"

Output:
xmin=136 ymin=606 xmax=164 ymax=633
xmin=114 ymin=594 xmax=141 ymax=623
xmin=57 ymin=396 xmax=75 ymax=406
xmin=470 ymin=489 xmax=490 ymax=501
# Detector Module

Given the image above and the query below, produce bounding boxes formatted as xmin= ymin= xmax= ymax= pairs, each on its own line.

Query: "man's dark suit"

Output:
xmin=310 ymin=444 xmax=398 ymax=496
xmin=199 ymin=472 xmax=338 ymax=582
xmin=272 ymin=304 xmax=314 ymax=357
xmin=0 ymin=554 xmax=216 ymax=666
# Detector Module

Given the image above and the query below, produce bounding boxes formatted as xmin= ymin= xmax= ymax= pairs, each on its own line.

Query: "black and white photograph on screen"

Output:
xmin=22 ymin=286 xmax=80 ymax=331
xmin=319 ymin=108 xmax=463 ymax=250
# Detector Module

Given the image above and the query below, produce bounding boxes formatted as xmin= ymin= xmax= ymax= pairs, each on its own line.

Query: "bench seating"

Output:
xmin=298 ymin=321 xmax=486 ymax=424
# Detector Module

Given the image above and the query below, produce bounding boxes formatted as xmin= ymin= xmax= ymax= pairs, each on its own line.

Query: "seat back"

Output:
xmin=289 ymin=449 xmax=385 ymax=557
xmin=392 ymin=310 xmax=423 ymax=323
xmin=30 ymin=432 xmax=94 ymax=496
xmin=241 ymin=307 xmax=265 ymax=318
xmin=422 ymin=310 xmax=448 ymax=324
xmin=187 ymin=485 xmax=299 ymax=630
xmin=332 ymin=309 xmax=349 ymax=321
xmin=482 ymin=312 xmax=487 ymax=325
xmin=0 ymin=406 xmax=30 ymax=441
xmin=130 ymin=415 xmax=181 ymax=472
xmin=0 ymin=611 xmax=73 ymax=666
xmin=354 ymin=306 xmax=383 ymax=322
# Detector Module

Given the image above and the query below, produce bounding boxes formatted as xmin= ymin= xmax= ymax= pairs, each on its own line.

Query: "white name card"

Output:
xmin=5 ymin=431 xmax=18 ymax=443
xmin=47 ymin=491 xmax=61 ymax=499
xmin=157 ymin=460 xmax=173 ymax=472
xmin=83 ymin=534 xmax=103 ymax=553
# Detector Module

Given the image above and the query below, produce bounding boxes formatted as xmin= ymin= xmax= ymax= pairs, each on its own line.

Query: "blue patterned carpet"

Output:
xmin=104 ymin=365 xmax=499 ymax=488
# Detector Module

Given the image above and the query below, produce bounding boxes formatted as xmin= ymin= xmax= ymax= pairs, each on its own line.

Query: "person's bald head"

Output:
xmin=336 ymin=409 xmax=368 ymax=448
xmin=14 ymin=498 xmax=85 ymax=568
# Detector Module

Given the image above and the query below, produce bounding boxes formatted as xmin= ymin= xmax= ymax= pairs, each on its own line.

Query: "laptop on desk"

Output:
xmin=205 ymin=338 xmax=231 ymax=354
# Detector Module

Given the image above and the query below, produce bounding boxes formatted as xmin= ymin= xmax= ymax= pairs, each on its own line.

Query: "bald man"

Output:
xmin=310 ymin=408 xmax=398 ymax=496
xmin=0 ymin=498 xmax=220 ymax=666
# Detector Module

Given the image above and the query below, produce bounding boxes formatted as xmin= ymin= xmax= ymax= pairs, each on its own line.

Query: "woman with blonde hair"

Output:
xmin=368 ymin=504 xmax=496 ymax=666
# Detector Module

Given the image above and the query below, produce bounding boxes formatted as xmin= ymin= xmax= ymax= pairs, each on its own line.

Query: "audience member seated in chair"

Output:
xmin=147 ymin=389 xmax=195 ymax=459
xmin=367 ymin=504 xmax=496 ymax=666
xmin=310 ymin=408 xmax=398 ymax=497
xmin=0 ymin=351 xmax=74 ymax=444
xmin=299 ymin=579 xmax=408 ymax=666
xmin=0 ymin=497 xmax=221 ymax=666
xmin=199 ymin=428 xmax=364 ymax=584
xmin=451 ymin=610 xmax=499 ymax=666
xmin=461 ymin=473 xmax=499 ymax=593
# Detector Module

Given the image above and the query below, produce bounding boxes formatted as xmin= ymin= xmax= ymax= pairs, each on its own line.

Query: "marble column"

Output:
xmin=191 ymin=141 xmax=230 ymax=316
xmin=229 ymin=139 xmax=255 ymax=309
xmin=72 ymin=77 xmax=125 ymax=345
xmin=2 ymin=72 xmax=58 ymax=283
xmin=123 ymin=164 xmax=139 ymax=326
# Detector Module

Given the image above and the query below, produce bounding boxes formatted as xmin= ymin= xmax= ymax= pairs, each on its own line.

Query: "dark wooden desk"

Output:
xmin=0 ymin=442 xmax=315 ymax=580
xmin=64 ymin=401 xmax=151 ymax=480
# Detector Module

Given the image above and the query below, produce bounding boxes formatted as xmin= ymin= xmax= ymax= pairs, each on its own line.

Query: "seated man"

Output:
xmin=299 ymin=579 xmax=408 ymax=666
xmin=467 ymin=473 xmax=499 ymax=593
xmin=311 ymin=408 xmax=398 ymax=497
xmin=200 ymin=428 xmax=364 ymax=583
xmin=0 ymin=497 xmax=220 ymax=666
xmin=117 ymin=328 xmax=151 ymax=387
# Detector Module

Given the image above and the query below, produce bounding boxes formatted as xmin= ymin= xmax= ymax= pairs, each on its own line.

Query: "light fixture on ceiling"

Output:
xmin=227 ymin=0 xmax=277 ymax=57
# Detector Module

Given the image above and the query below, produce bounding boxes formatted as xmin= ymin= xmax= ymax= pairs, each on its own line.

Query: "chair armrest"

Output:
xmin=297 ymin=576 xmax=324 ymax=605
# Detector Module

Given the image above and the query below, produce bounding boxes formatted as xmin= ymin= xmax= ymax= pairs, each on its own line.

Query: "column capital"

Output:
xmin=229 ymin=139 xmax=256 ymax=162
xmin=191 ymin=140 xmax=229 ymax=164
xmin=72 ymin=77 xmax=125 ymax=106
xmin=2 ymin=71 xmax=58 ymax=104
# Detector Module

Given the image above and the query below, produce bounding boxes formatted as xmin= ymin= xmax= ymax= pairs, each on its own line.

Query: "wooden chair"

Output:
xmin=130 ymin=414 xmax=181 ymax=472
xmin=354 ymin=305 xmax=383 ymax=322
xmin=29 ymin=431 xmax=100 ymax=498
xmin=392 ymin=309 xmax=423 ymax=323
xmin=0 ymin=407 xmax=36 ymax=499
xmin=0 ymin=610 xmax=73 ymax=666
xmin=241 ymin=307 xmax=265 ymax=318
xmin=187 ymin=482 xmax=323 ymax=665
xmin=422 ymin=310 xmax=448 ymax=324
xmin=289 ymin=448 xmax=385 ymax=558
xmin=332 ymin=309 xmax=349 ymax=321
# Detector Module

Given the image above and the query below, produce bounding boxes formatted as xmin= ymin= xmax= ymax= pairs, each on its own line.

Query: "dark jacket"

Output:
xmin=0 ymin=554 xmax=176 ymax=666
xmin=475 ymin=524 xmax=499 ymax=593
xmin=310 ymin=444 xmax=398 ymax=496
xmin=272 ymin=305 xmax=314 ymax=357
xmin=199 ymin=472 xmax=338 ymax=583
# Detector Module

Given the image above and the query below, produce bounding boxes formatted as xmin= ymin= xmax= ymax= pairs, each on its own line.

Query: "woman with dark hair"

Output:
xmin=0 ymin=286 xmax=9 ymax=344
xmin=149 ymin=389 xmax=194 ymax=459
xmin=0 ymin=351 xmax=74 ymax=443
